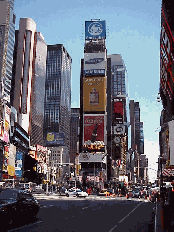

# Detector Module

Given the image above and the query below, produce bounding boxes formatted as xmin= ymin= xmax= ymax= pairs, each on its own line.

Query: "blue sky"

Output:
xmin=14 ymin=0 xmax=162 ymax=182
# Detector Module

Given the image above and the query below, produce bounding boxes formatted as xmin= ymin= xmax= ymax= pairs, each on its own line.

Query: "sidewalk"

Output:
xmin=155 ymin=200 xmax=174 ymax=232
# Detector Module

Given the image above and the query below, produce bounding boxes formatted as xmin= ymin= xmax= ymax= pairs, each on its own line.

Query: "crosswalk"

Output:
xmin=33 ymin=193 xmax=150 ymax=202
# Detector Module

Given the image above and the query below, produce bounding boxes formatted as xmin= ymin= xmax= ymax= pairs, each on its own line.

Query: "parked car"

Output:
xmin=98 ymin=189 xmax=110 ymax=196
xmin=66 ymin=189 xmax=88 ymax=198
xmin=0 ymin=189 xmax=40 ymax=229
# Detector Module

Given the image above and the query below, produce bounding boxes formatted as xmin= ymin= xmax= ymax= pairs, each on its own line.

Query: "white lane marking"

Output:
xmin=8 ymin=220 xmax=42 ymax=232
xmin=82 ymin=207 xmax=88 ymax=209
xmin=109 ymin=201 xmax=143 ymax=232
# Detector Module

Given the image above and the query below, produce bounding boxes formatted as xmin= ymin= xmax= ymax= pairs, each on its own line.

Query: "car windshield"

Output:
xmin=76 ymin=190 xmax=82 ymax=192
xmin=0 ymin=189 xmax=18 ymax=200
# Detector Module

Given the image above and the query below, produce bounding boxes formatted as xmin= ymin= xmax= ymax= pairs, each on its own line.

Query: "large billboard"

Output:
xmin=15 ymin=150 xmax=23 ymax=178
xmin=46 ymin=132 xmax=65 ymax=146
xmin=79 ymin=152 xmax=103 ymax=162
xmin=168 ymin=120 xmax=174 ymax=165
xmin=85 ymin=20 xmax=106 ymax=40
xmin=160 ymin=7 xmax=174 ymax=100
xmin=84 ymin=53 xmax=106 ymax=76
xmin=3 ymin=104 xmax=10 ymax=143
xmin=83 ymin=77 xmax=106 ymax=112
xmin=113 ymin=99 xmax=124 ymax=124
xmin=84 ymin=115 xmax=105 ymax=143
xmin=8 ymin=144 xmax=16 ymax=176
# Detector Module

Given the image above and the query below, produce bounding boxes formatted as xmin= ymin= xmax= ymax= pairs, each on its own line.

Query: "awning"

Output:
xmin=163 ymin=169 xmax=174 ymax=176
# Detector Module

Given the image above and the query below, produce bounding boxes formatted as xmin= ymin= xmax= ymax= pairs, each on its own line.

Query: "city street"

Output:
xmin=7 ymin=194 xmax=156 ymax=232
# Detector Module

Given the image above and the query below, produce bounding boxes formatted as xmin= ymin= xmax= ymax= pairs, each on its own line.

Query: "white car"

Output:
xmin=66 ymin=189 xmax=88 ymax=198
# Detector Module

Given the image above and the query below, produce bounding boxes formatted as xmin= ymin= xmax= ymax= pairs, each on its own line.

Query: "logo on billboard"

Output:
xmin=46 ymin=132 xmax=65 ymax=146
xmin=88 ymin=22 xmax=103 ymax=36
xmin=113 ymin=125 xmax=125 ymax=135
xmin=85 ymin=21 xmax=106 ymax=40
xmin=85 ymin=58 xmax=104 ymax=64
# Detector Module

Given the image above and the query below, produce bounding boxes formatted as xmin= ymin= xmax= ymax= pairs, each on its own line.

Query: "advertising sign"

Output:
xmin=15 ymin=150 xmax=23 ymax=178
xmin=113 ymin=99 xmax=124 ymax=124
xmin=160 ymin=8 xmax=174 ymax=100
xmin=83 ymin=77 xmax=106 ymax=112
xmin=3 ymin=145 xmax=9 ymax=173
xmin=3 ymin=105 xmax=10 ymax=143
xmin=79 ymin=152 xmax=103 ymax=162
xmin=113 ymin=125 xmax=125 ymax=135
xmin=8 ymin=144 xmax=16 ymax=176
xmin=46 ymin=132 xmax=65 ymax=146
xmin=169 ymin=120 xmax=174 ymax=165
xmin=84 ymin=115 xmax=104 ymax=143
xmin=84 ymin=53 xmax=106 ymax=76
xmin=85 ymin=21 xmax=106 ymax=40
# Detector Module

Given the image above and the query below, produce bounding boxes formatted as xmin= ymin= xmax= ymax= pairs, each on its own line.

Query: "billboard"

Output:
xmin=113 ymin=125 xmax=125 ymax=135
xmin=83 ymin=77 xmax=106 ymax=112
xmin=84 ymin=53 xmax=106 ymax=76
xmin=160 ymin=7 xmax=174 ymax=100
xmin=46 ymin=132 xmax=65 ymax=146
xmin=3 ymin=104 xmax=10 ymax=143
xmin=8 ymin=144 xmax=16 ymax=176
xmin=3 ymin=145 xmax=9 ymax=173
xmin=15 ymin=150 xmax=23 ymax=178
xmin=113 ymin=99 xmax=124 ymax=124
xmin=85 ymin=21 xmax=106 ymax=40
xmin=168 ymin=120 xmax=174 ymax=165
xmin=79 ymin=152 xmax=103 ymax=162
xmin=84 ymin=115 xmax=105 ymax=143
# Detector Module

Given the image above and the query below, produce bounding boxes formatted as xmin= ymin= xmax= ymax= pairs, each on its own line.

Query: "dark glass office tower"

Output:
xmin=0 ymin=0 xmax=15 ymax=102
xmin=30 ymin=32 xmax=47 ymax=146
xmin=44 ymin=44 xmax=72 ymax=152
xmin=70 ymin=108 xmax=80 ymax=163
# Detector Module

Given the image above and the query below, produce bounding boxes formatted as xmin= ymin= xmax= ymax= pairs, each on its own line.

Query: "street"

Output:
xmin=7 ymin=194 xmax=156 ymax=232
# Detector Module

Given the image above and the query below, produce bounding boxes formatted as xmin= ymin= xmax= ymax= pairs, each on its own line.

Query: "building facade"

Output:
xmin=30 ymin=32 xmax=47 ymax=146
xmin=70 ymin=108 xmax=80 ymax=164
xmin=159 ymin=0 xmax=174 ymax=181
xmin=43 ymin=44 xmax=72 ymax=169
xmin=107 ymin=54 xmax=130 ymax=181
xmin=11 ymin=18 xmax=37 ymax=133
xmin=0 ymin=0 xmax=15 ymax=181
xmin=0 ymin=0 xmax=15 ymax=102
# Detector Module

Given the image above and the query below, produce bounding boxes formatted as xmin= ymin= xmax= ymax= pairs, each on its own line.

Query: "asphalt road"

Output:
xmin=7 ymin=195 xmax=156 ymax=232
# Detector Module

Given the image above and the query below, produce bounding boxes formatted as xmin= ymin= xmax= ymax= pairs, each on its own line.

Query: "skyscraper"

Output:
xmin=11 ymin=18 xmax=47 ymax=144
xmin=44 ymin=44 xmax=72 ymax=156
xmin=70 ymin=108 xmax=80 ymax=164
xmin=30 ymin=32 xmax=47 ymax=146
xmin=107 ymin=54 xmax=130 ymax=179
xmin=11 ymin=18 xmax=37 ymax=133
xmin=0 ymin=0 xmax=15 ymax=102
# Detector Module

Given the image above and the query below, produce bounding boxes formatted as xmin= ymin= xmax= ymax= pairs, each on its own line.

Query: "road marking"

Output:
xmin=82 ymin=206 xmax=88 ymax=209
xmin=7 ymin=220 xmax=42 ymax=232
xmin=109 ymin=201 xmax=143 ymax=232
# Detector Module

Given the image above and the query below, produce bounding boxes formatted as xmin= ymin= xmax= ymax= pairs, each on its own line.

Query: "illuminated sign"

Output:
xmin=113 ymin=99 xmax=124 ymax=124
xmin=85 ymin=21 xmax=106 ymax=40
xmin=84 ymin=115 xmax=105 ymax=145
xmin=79 ymin=152 xmax=103 ymax=162
xmin=160 ymin=8 xmax=174 ymax=100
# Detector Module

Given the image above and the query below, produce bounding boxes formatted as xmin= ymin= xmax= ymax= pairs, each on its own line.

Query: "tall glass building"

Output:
xmin=44 ymin=44 xmax=72 ymax=153
xmin=30 ymin=32 xmax=47 ymax=146
xmin=0 ymin=0 xmax=15 ymax=102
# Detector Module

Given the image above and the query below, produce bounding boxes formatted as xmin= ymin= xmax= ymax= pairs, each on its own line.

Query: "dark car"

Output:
xmin=0 ymin=188 xmax=40 ymax=229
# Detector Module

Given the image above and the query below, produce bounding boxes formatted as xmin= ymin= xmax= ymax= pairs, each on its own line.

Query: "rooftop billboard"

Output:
xmin=85 ymin=20 xmax=106 ymax=40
